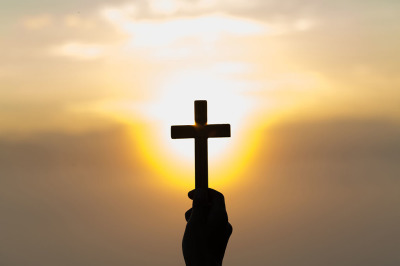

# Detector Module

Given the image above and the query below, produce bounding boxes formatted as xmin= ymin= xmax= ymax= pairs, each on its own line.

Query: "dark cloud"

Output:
xmin=264 ymin=118 xmax=400 ymax=163
xmin=1 ymin=118 xmax=399 ymax=265
xmin=225 ymin=118 xmax=400 ymax=265
xmin=0 ymin=126 xmax=185 ymax=265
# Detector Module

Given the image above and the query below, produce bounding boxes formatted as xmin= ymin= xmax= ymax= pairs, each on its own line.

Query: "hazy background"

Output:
xmin=1 ymin=0 xmax=400 ymax=265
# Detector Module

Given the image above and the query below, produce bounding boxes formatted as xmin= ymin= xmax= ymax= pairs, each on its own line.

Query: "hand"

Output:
xmin=182 ymin=188 xmax=233 ymax=266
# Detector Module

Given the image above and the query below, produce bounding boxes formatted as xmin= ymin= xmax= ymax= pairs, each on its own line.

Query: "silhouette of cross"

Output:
xmin=171 ymin=100 xmax=231 ymax=189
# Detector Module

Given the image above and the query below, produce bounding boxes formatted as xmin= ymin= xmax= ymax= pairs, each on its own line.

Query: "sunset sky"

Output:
xmin=1 ymin=0 xmax=399 ymax=265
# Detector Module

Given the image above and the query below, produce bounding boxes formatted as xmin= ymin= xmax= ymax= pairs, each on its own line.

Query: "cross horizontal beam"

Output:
xmin=171 ymin=124 xmax=231 ymax=139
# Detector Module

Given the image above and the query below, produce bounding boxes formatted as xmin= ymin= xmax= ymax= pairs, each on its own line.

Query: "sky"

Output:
xmin=1 ymin=0 xmax=400 ymax=265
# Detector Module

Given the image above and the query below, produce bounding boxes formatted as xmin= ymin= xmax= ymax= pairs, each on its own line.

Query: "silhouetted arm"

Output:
xmin=182 ymin=188 xmax=233 ymax=266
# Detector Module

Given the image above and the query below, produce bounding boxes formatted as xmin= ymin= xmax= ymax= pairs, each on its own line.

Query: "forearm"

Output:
xmin=184 ymin=254 xmax=221 ymax=266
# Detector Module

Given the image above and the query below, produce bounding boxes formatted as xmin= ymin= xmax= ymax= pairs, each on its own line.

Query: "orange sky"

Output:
xmin=1 ymin=0 xmax=400 ymax=265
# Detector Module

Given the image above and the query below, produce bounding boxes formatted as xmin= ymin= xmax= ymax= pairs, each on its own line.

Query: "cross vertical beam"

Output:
xmin=195 ymin=135 xmax=208 ymax=189
xmin=171 ymin=100 xmax=231 ymax=189
xmin=194 ymin=101 xmax=208 ymax=189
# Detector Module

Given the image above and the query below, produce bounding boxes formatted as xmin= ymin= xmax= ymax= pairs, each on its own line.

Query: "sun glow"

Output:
xmin=76 ymin=7 xmax=272 ymax=189
xmin=128 ymin=71 xmax=260 ymax=190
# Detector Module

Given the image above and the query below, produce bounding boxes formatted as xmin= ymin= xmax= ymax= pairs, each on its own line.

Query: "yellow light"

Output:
xmin=130 ymin=70 xmax=259 ymax=190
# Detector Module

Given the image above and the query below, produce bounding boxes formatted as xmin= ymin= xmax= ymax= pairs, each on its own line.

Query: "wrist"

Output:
xmin=186 ymin=259 xmax=220 ymax=266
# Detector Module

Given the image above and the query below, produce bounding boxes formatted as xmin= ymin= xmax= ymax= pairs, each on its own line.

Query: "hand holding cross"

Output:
xmin=171 ymin=100 xmax=231 ymax=189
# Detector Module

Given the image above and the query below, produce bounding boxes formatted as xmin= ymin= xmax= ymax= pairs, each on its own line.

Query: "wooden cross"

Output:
xmin=171 ymin=100 xmax=231 ymax=189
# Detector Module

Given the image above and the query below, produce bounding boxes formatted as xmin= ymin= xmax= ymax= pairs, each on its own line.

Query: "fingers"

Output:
xmin=208 ymin=189 xmax=227 ymax=219
xmin=188 ymin=189 xmax=195 ymax=199
xmin=188 ymin=188 xmax=208 ymax=222
xmin=226 ymin=222 xmax=233 ymax=237
xmin=185 ymin=208 xmax=192 ymax=222
xmin=186 ymin=188 xmax=229 ymax=224
xmin=187 ymin=188 xmax=226 ymax=211
xmin=188 ymin=188 xmax=225 ymax=204
xmin=208 ymin=188 xmax=226 ymax=210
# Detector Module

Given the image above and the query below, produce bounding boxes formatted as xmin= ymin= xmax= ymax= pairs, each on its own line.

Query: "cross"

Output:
xmin=171 ymin=100 xmax=231 ymax=189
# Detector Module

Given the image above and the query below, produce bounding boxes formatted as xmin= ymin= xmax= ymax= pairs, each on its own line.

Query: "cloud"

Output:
xmin=227 ymin=117 xmax=400 ymax=266
xmin=148 ymin=0 xmax=181 ymax=15
xmin=22 ymin=14 xmax=53 ymax=30
xmin=63 ymin=14 xmax=97 ymax=29
xmin=50 ymin=42 xmax=106 ymax=59
xmin=293 ymin=18 xmax=315 ymax=31
xmin=1 ymin=118 xmax=399 ymax=265
xmin=0 ymin=126 xmax=179 ymax=265
xmin=261 ymin=118 xmax=400 ymax=164
xmin=3 ymin=0 xmax=399 ymax=138
xmin=101 ymin=7 xmax=270 ymax=47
